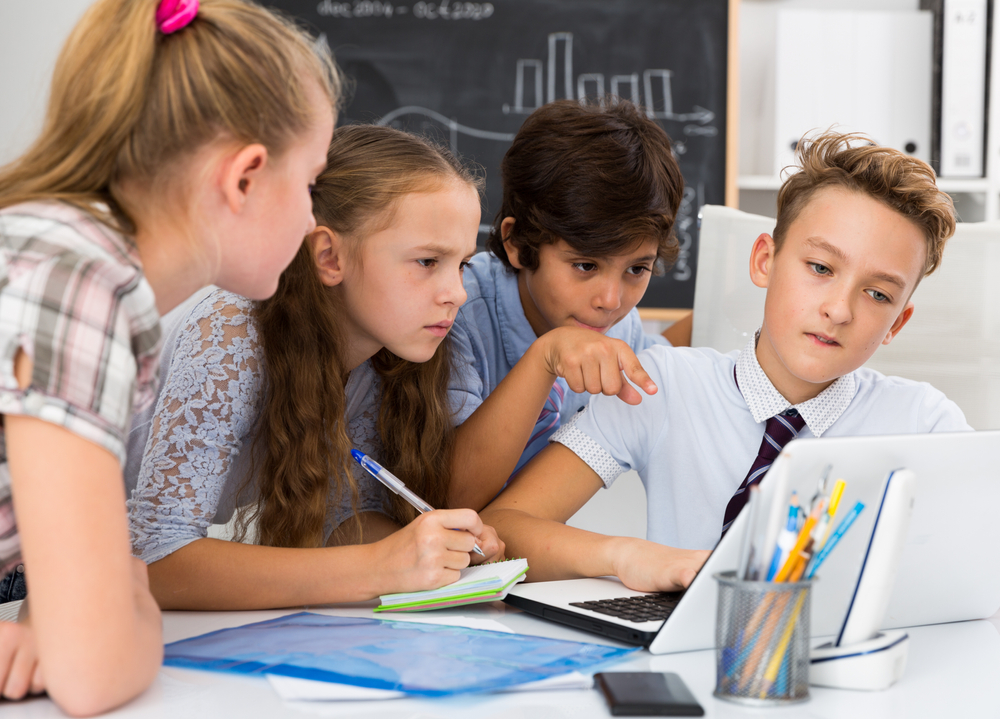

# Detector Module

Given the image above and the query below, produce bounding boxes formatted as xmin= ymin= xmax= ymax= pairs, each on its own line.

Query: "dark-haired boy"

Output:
xmin=479 ymin=132 xmax=972 ymax=591
xmin=447 ymin=99 xmax=687 ymax=511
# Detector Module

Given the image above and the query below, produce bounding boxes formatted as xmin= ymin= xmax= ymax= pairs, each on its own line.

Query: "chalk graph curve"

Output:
xmin=377 ymin=106 xmax=517 ymax=142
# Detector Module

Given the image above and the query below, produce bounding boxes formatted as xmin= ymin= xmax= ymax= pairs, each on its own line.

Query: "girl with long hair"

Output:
xmin=125 ymin=124 xmax=502 ymax=611
xmin=0 ymin=0 xmax=337 ymax=712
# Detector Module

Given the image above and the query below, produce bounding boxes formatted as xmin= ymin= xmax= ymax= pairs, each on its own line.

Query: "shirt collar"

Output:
xmin=734 ymin=332 xmax=857 ymax=437
xmin=492 ymin=260 xmax=539 ymax=367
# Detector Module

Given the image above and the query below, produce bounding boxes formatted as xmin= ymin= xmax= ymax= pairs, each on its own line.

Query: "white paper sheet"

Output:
xmin=267 ymin=671 xmax=593 ymax=701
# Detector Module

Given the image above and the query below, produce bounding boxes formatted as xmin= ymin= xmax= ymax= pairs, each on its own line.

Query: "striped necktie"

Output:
xmin=721 ymin=409 xmax=806 ymax=536
xmin=510 ymin=380 xmax=566 ymax=478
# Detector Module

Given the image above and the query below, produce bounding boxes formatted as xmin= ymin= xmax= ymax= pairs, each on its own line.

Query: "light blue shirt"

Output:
xmin=552 ymin=337 xmax=972 ymax=551
xmin=449 ymin=252 xmax=668 ymax=473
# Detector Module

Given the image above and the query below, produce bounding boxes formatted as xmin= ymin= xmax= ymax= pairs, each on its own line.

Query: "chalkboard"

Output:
xmin=269 ymin=0 xmax=732 ymax=308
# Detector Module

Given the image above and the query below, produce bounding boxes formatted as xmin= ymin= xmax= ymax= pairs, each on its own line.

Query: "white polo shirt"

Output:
xmin=551 ymin=337 xmax=972 ymax=551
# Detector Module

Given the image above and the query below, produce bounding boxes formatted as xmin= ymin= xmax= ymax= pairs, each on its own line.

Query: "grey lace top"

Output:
xmin=125 ymin=287 xmax=391 ymax=564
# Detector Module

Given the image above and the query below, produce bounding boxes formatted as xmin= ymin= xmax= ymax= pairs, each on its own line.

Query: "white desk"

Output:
xmin=5 ymin=604 xmax=1000 ymax=718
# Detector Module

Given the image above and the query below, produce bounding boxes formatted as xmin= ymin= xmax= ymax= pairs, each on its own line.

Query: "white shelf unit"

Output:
xmin=738 ymin=3 xmax=1000 ymax=224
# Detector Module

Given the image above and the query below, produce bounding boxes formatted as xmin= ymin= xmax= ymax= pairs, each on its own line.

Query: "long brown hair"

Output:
xmin=0 ymin=0 xmax=339 ymax=234
xmin=238 ymin=125 xmax=482 ymax=548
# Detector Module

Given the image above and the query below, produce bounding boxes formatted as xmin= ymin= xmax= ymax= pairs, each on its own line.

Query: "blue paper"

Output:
xmin=164 ymin=612 xmax=637 ymax=696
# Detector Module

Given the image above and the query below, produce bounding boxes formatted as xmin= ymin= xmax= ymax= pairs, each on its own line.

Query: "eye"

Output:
xmin=626 ymin=265 xmax=652 ymax=277
xmin=808 ymin=262 xmax=832 ymax=276
xmin=572 ymin=262 xmax=598 ymax=273
xmin=866 ymin=289 xmax=891 ymax=303
xmin=459 ymin=259 xmax=471 ymax=272
xmin=308 ymin=184 xmax=316 ymax=196
xmin=417 ymin=258 xmax=437 ymax=268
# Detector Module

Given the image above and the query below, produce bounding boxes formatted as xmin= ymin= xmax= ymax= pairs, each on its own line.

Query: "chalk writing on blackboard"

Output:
xmin=316 ymin=1 xmax=495 ymax=20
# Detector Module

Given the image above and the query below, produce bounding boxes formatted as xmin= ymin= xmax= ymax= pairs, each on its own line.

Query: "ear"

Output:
xmin=882 ymin=301 xmax=914 ymax=346
xmin=308 ymin=226 xmax=346 ymax=287
xmin=749 ymin=233 xmax=777 ymax=289
xmin=221 ymin=144 xmax=269 ymax=214
xmin=500 ymin=217 xmax=527 ymax=270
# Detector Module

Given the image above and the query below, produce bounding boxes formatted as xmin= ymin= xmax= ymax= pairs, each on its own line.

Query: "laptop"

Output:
xmin=504 ymin=430 xmax=1000 ymax=654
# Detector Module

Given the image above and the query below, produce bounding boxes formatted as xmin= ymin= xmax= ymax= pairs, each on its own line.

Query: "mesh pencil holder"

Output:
xmin=713 ymin=570 xmax=813 ymax=706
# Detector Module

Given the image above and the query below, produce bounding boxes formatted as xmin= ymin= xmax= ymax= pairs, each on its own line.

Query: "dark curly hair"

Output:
xmin=486 ymin=99 xmax=684 ymax=273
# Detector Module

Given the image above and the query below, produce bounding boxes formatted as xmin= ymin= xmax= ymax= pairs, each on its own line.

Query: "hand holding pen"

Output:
xmin=352 ymin=450 xmax=487 ymax=557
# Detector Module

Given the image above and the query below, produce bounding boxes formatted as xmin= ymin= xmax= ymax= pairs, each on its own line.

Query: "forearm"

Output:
xmin=480 ymin=506 xmax=627 ymax=581
xmin=450 ymin=341 xmax=556 ymax=509
xmin=148 ymin=538 xmax=391 ymax=610
xmin=32 ymin=555 xmax=163 ymax=716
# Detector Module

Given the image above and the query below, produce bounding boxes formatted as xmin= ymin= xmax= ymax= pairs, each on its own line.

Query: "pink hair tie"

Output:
xmin=156 ymin=0 xmax=199 ymax=34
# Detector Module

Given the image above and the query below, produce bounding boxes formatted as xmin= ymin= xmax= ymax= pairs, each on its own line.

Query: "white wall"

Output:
xmin=0 ymin=1 xmax=93 ymax=166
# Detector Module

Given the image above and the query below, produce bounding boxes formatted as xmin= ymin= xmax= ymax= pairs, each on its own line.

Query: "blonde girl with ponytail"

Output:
xmin=125 ymin=124 xmax=504 ymax=611
xmin=0 ymin=0 xmax=336 ymax=713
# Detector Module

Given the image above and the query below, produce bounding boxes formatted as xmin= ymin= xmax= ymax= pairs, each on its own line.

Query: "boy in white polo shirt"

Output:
xmin=480 ymin=131 xmax=971 ymax=592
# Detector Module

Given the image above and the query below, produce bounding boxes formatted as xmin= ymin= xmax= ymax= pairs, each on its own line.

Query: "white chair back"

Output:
xmin=692 ymin=204 xmax=1000 ymax=430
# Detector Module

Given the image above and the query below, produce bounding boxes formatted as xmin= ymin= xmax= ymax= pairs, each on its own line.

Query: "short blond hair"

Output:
xmin=774 ymin=132 xmax=956 ymax=276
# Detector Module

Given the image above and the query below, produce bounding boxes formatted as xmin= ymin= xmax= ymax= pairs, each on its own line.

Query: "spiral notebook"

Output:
xmin=376 ymin=558 xmax=528 ymax=612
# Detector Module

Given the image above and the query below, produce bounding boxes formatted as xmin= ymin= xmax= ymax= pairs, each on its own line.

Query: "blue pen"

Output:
xmin=806 ymin=501 xmax=865 ymax=579
xmin=767 ymin=495 xmax=800 ymax=581
xmin=350 ymin=449 xmax=486 ymax=557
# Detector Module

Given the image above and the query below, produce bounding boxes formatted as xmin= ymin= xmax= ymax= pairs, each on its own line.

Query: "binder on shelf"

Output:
xmin=774 ymin=10 xmax=933 ymax=176
xmin=926 ymin=0 xmax=992 ymax=177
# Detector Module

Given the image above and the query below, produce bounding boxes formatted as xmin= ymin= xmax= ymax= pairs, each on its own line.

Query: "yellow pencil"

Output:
xmin=815 ymin=479 xmax=847 ymax=550
xmin=828 ymin=479 xmax=846 ymax=516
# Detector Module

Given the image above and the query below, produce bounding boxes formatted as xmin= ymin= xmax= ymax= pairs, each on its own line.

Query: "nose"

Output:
xmin=820 ymin=284 xmax=853 ymax=324
xmin=592 ymin=275 xmax=623 ymax=312
xmin=440 ymin=271 xmax=468 ymax=307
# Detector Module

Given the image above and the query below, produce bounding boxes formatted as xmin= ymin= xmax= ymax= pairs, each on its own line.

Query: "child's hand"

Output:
xmin=0 ymin=619 xmax=45 ymax=700
xmin=539 ymin=327 xmax=657 ymax=405
xmin=469 ymin=524 xmax=506 ymax=565
xmin=611 ymin=537 xmax=710 ymax=592
xmin=374 ymin=509 xmax=486 ymax=592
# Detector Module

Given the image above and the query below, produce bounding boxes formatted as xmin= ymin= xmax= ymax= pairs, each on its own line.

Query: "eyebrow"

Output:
xmin=412 ymin=244 xmax=460 ymax=256
xmin=559 ymin=250 xmax=659 ymax=265
xmin=805 ymin=237 xmax=907 ymax=290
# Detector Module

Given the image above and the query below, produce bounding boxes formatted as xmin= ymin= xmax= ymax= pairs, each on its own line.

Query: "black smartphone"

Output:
xmin=594 ymin=672 xmax=704 ymax=717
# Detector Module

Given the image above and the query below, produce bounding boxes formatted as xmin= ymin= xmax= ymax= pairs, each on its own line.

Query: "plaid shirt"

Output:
xmin=0 ymin=202 xmax=162 ymax=576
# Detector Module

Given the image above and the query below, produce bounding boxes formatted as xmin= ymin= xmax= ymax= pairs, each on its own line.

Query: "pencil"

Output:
xmin=759 ymin=588 xmax=809 ymax=697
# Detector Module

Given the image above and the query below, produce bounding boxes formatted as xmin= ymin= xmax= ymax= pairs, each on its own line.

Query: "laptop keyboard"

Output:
xmin=569 ymin=592 xmax=685 ymax=623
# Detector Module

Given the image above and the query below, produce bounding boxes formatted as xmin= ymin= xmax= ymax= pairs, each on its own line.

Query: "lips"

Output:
xmin=807 ymin=332 xmax=840 ymax=347
xmin=425 ymin=320 xmax=453 ymax=338
xmin=572 ymin=317 xmax=612 ymax=333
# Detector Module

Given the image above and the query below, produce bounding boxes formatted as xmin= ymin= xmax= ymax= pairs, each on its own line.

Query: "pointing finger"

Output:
xmin=620 ymin=353 xmax=657 ymax=397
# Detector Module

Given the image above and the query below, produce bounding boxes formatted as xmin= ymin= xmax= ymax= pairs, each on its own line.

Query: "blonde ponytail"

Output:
xmin=0 ymin=0 xmax=340 ymax=233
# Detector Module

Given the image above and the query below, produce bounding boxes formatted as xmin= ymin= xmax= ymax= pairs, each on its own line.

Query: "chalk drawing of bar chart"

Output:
xmin=369 ymin=29 xmax=716 ymax=158
xmin=502 ymin=32 xmax=716 ymax=129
